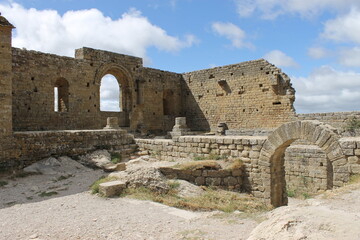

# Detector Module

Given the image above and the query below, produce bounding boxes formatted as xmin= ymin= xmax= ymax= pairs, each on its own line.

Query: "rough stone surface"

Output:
xmin=99 ymin=180 xmax=126 ymax=197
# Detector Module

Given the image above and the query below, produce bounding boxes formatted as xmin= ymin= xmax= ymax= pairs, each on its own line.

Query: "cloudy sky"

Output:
xmin=1 ymin=0 xmax=360 ymax=113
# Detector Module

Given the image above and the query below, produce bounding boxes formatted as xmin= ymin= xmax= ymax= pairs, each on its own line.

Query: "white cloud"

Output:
xmin=292 ymin=66 xmax=360 ymax=113
xmin=0 ymin=3 xmax=197 ymax=61
xmin=307 ymin=47 xmax=331 ymax=59
xmin=338 ymin=47 xmax=360 ymax=67
xmin=211 ymin=22 xmax=253 ymax=49
xmin=322 ymin=8 xmax=360 ymax=44
xmin=100 ymin=75 xmax=121 ymax=112
xmin=263 ymin=50 xmax=299 ymax=67
xmin=234 ymin=0 xmax=360 ymax=19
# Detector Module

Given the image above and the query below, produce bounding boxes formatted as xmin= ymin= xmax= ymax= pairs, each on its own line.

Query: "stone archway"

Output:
xmin=95 ymin=63 xmax=133 ymax=113
xmin=259 ymin=120 xmax=348 ymax=207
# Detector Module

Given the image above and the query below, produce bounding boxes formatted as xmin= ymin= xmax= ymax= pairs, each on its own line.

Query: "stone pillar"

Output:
xmin=104 ymin=117 xmax=122 ymax=130
xmin=170 ymin=117 xmax=190 ymax=138
xmin=216 ymin=122 xmax=228 ymax=136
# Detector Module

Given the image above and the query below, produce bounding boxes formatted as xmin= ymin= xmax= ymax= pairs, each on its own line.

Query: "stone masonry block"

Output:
xmin=99 ymin=180 xmax=126 ymax=197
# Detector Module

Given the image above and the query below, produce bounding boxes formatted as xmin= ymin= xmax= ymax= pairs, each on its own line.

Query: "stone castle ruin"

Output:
xmin=1 ymin=15 xmax=360 ymax=207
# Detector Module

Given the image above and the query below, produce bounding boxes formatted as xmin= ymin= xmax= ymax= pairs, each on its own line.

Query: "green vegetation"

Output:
xmin=287 ymin=189 xmax=296 ymax=198
xmin=167 ymin=180 xmax=181 ymax=190
xmin=346 ymin=117 xmax=360 ymax=131
xmin=349 ymin=174 xmax=360 ymax=184
xmin=90 ymin=176 xmax=117 ymax=194
xmin=121 ymin=186 xmax=271 ymax=213
xmin=0 ymin=180 xmax=8 ymax=187
xmin=193 ymin=153 xmax=225 ymax=161
xmin=38 ymin=191 xmax=58 ymax=197
xmin=111 ymin=152 xmax=121 ymax=164
xmin=286 ymin=187 xmax=312 ymax=199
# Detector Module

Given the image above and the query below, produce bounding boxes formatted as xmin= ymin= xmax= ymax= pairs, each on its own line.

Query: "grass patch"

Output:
xmin=111 ymin=152 xmax=122 ymax=164
xmin=90 ymin=176 xmax=117 ymax=194
xmin=174 ymin=160 xmax=221 ymax=171
xmin=193 ymin=154 xmax=225 ymax=161
xmin=286 ymin=188 xmax=312 ymax=199
xmin=226 ymin=159 xmax=243 ymax=170
xmin=349 ymin=174 xmax=360 ymax=184
xmin=287 ymin=189 xmax=296 ymax=198
xmin=122 ymin=186 xmax=271 ymax=213
xmin=346 ymin=117 xmax=360 ymax=131
xmin=168 ymin=180 xmax=181 ymax=190
xmin=39 ymin=191 xmax=58 ymax=197
xmin=0 ymin=180 xmax=8 ymax=187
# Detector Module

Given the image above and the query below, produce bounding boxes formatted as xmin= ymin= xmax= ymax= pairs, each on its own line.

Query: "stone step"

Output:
xmin=99 ymin=180 xmax=126 ymax=197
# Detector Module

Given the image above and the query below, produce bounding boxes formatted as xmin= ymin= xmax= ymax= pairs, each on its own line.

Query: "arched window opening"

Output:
xmin=100 ymin=74 xmax=121 ymax=112
xmin=54 ymin=78 xmax=69 ymax=112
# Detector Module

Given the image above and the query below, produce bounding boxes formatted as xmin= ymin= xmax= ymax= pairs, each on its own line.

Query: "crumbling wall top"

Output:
xmin=75 ymin=47 xmax=143 ymax=66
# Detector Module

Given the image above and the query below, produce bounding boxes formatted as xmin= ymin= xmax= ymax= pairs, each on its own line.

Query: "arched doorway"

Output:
xmin=259 ymin=120 xmax=348 ymax=207
xmin=95 ymin=64 xmax=133 ymax=127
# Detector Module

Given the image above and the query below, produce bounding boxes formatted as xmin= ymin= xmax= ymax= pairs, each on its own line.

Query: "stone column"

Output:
xmin=170 ymin=117 xmax=190 ymax=138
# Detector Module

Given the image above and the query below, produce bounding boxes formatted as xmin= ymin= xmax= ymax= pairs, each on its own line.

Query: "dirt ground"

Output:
xmin=1 ymin=157 xmax=360 ymax=240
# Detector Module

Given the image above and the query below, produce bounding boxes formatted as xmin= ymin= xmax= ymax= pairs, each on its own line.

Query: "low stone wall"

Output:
xmin=136 ymin=135 xmax=267 ymax=192
xmin=0 ymin=129 xmax=136 ymax=170
xmin=339 ymin=137 xmax=360 ymax=175
xmin=297 ymin=111 xmax=360 ymax=130
xmin=159 ymin=167 xmax=243 ymax=190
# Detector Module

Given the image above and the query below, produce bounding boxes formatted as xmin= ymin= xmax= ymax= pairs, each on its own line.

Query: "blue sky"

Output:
xmin=1 ymin=0 xmax=360 ymax=113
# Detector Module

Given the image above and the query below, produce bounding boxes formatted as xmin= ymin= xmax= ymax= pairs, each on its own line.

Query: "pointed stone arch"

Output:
xmin=259 ymin=120 xmax=348 ymax=207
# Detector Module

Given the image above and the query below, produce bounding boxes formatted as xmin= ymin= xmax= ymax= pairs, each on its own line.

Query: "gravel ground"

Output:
xmin=2 ymin=157 xmax=360 ymax=240
xmin=0 ymin=165 xmax=259 ymax=240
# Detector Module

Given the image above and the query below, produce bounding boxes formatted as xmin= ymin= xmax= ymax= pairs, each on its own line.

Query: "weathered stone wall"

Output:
xmin=284 ymin=145 xmax=329 ymax=193
xmin=159 ymin=167 xmax=243 ymax=190
xmin=136 ymin=136 xmax=267 ymax=192
xmin=181 ymin=60 xmax=296 ymax=131
xmin=132 ymin=68 xmax=182 ymax=133
xmin=136 ymin=133 xmax=360 ymax=204
xmin=297 ymin=111 xmax=360 ymax=130
xmin=0 ymin=17 xmax=16 ymax=163
xmin=0 ymin=130 xmax=136 ymax=170
xmin=11 ymin=47 xmax=182 ymax=133
xmin=339 ymin=137 xmax=360 ymax=175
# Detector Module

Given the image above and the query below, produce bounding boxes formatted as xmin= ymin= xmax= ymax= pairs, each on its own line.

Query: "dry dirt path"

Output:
xmin=2 ymin=158 xmax=360 ymax=240
xmin=0 ymin=168 xmax=259 ymax=240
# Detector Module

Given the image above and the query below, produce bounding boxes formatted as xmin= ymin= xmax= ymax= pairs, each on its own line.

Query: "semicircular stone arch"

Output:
xmin=94 ymin=63 xmax=134 ymax=113
xmin=258 ymin=120 xmax=348 ymax=207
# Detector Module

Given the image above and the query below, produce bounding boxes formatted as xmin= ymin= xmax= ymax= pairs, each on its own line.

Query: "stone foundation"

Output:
xmin=159 ymin=167 xmax=243 ymax=190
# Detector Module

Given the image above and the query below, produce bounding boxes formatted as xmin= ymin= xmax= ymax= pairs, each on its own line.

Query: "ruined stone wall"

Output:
xmin=159 ymin=167 xmax=243 ymax=191
xmin=0 ymin=130 xmax=136 ymax=170
xmin=132 ymin=68 xmax=182 ymax=133
xmin=181 ymin=60 xmax=296 ymax=131
xmin=297 ymin=111 xmax=360 ymax=130
xmin=0 ymin=18 xmax=16 ymax=162
xmin=136 ymin=136 xmax=267 ymax=192
xmin=284 ymin=145 xmax=329 ymax=194
xmin=136 ymin=135 xmax=360 ymax=201
xmin=11 ymin=47 xmax=182 ymax=133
